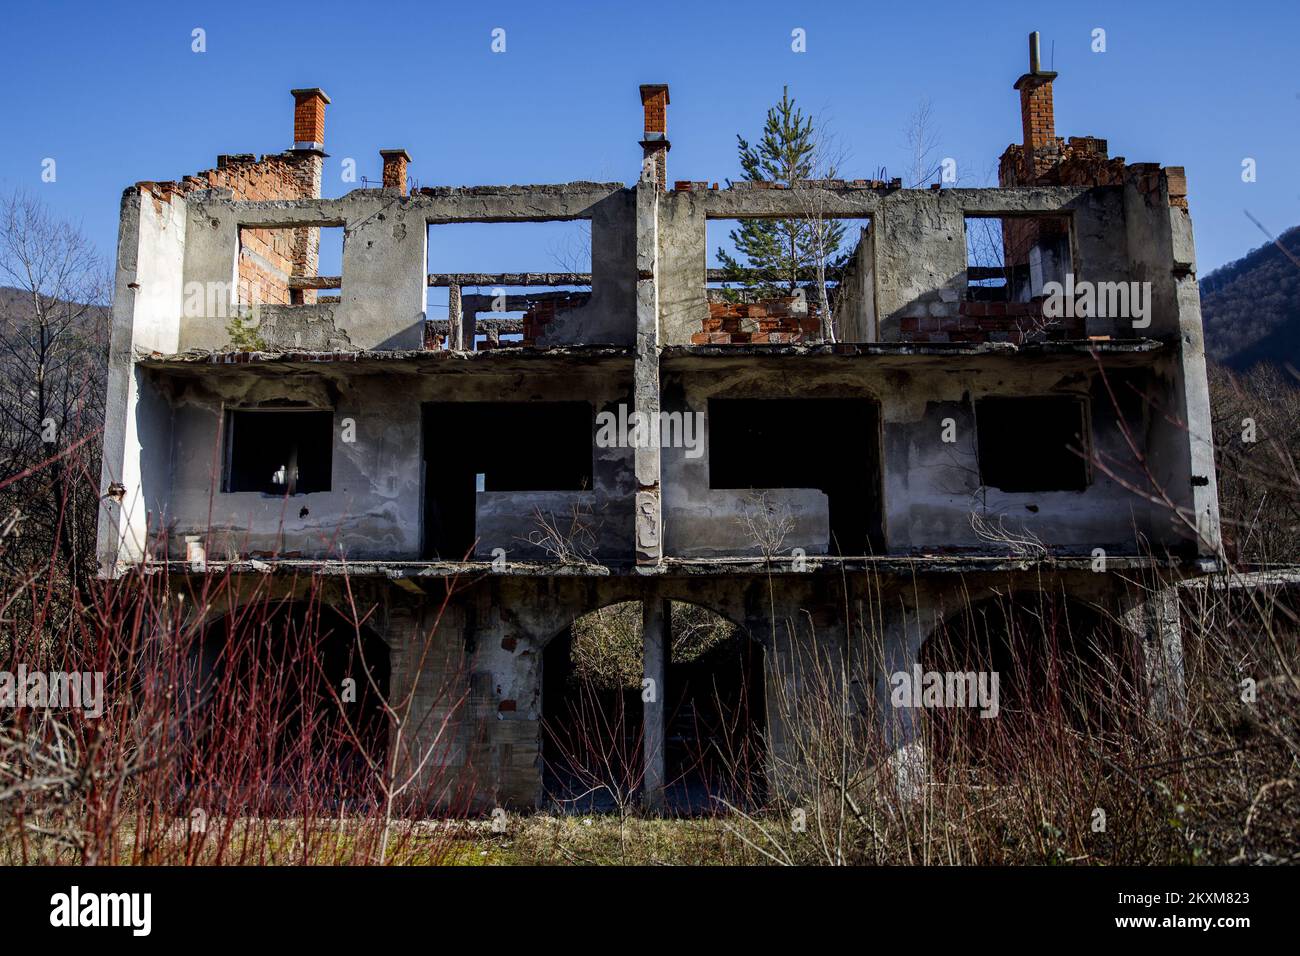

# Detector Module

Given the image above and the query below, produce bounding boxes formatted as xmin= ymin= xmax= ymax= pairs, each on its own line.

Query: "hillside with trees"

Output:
xmin=1199 ymin=224 xmax=1300 ymax=370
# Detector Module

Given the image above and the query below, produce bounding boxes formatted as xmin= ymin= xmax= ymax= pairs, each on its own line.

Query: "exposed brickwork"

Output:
xmin=639 ymin=84 xmax=670 ymax=189
xmin=901 ymin=300 xmax=1082 ymax=344
xmin=640 ymin=85 xmax=667 ymax=134
xmin=292 ymin=88 xmax=330 ymax=147
xmin=380 ymin=149 xmax=411 ymax=195
xmin=1015 ymin=75 xmax=1058 ymax=180
xmin=1000 ymin=136 xmax=1127 ymax=189
xmin=519 ymin=293 xmax=591 ymax=346
xmin=691 ymin=298 xmax=822 ymax=345
xmin=136 ymin=91 xmax=328 ymax=308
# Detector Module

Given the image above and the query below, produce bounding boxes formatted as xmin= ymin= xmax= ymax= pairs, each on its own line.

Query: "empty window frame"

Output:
xmin=705 ymin=217 xmax=873 ymax=342
xmin=224 ymin=409 xmax=334 ymax=495
xmin=975 ymin=397 xmax=1089 ymax=492
xmin=707 ymin=398 xmax=882 ymax=555
xmin=426 ymin=221 xmax=592 ymax=349
xmin=237 ymin=225 xmax=344 ymax=307
xmin=422 ymin=401 xmax=595 ymax=558
xmin=965 ymin=215 xmax=1070 ymax=302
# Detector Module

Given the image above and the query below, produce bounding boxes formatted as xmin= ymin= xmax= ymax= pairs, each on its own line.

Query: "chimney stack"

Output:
xmin=290 ymin=88 xmax=330 ymax=153
xmin=1012 ymin=33 xmax=1057 ymax=179
xmin=639 ymin=84 xmax=670 ymax=189
xmin=380 ymin=149 xmax=411 ymax=195
xmin=287 ymin=89 xmax=330 ymax=290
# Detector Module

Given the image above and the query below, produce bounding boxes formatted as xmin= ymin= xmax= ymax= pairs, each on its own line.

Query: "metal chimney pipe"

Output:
xmin=1029 ymin=31 xmax=1041 ymax=74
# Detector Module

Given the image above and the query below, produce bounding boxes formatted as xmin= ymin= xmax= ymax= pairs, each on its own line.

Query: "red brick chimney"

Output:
xmin=291 ymin=88 xmax=330 ymax=153
xmin=287 ymin=89 xmax=330 ymax=301
xmin=380 ymin=149 xmax=411 ymax=195
xmin=1013 ymin=33 xmax=1059 ymax=180
xmin=639 ymin=84 xmax=670 ymax=188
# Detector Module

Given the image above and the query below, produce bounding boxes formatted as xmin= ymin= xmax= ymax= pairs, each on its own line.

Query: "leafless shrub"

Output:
xmin=738 ymin=490 xmax=796 ymax=561
xmin=525 ymin=502 xmax=604 ymax=570
xmin=968 ymin=510 xmax=1049 ymax=559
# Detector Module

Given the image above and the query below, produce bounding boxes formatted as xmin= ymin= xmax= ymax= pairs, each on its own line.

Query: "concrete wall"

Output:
xmin=879 ymin=363 xmax=1162 ymax=554
xmin=835 ymin=226 xmax=877 ymax=342
xmin=98 ymin=188 xmax=188 ymax=572
xmin=153 ymin=362 xmax=633 ymax=562
xmin=652 ymin=185 xmax=1141 ymax=346
xmin=175 ymin=185 xmax=631 ymax=352
xmin=658 ymin=354 xmax=1178 ymax=560
xmin=1122 ymin=168 xmax=1222 ymax=558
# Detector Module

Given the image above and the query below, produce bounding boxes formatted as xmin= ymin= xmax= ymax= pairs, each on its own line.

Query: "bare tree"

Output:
xmin=791 ymin=123 xmax=852 ymax=342
xmin=903 ymin=98 xmax=942 ymax=188
xmin=0 ymin=190 xmax=110 ymax=592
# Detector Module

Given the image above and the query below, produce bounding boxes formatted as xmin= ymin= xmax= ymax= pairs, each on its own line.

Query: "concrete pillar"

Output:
xmin=1121 ymin=586 xmax=1186 ymax=722
xmin=633 ymin=181 xmax=662 ymax=563
xmin=874 ymin=598 xmax=935 ymax=800
xmin=641 ymin=597 xmax=669 ymax=811
xmin=447 ymin=283 xmax=462 ymax=350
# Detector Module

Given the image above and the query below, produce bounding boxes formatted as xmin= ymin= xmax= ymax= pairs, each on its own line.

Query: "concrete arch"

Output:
xmin=536 ymin=594 xmax=767 ymax=813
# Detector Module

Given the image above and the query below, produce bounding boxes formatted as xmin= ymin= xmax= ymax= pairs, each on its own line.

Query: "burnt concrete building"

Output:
xmin=97 ymin=36 xmax=1220 ymax=810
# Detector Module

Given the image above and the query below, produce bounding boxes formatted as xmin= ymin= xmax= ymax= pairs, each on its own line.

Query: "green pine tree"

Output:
xmin=717 ymin=87 xmax=847 ymax=300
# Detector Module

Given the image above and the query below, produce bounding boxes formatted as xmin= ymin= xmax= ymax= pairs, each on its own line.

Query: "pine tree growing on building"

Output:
xmin=716 ymin=87 xmax=847 ymax=302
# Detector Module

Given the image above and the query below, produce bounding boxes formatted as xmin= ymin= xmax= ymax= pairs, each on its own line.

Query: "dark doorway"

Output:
xmin=422 ymin=401 xmax=594 ymax=559
xmin=187 ymin=601 xmax=390 ymax=811
xmin=920 ymin=591 xmax=1138 ymax=773
xmin=541 ymin=614 xmax=644 ymax=813
xmin=708 ymin=398 xmax=883 ymax=555
xmin=665 ymin=604 xmax=766 ymax=813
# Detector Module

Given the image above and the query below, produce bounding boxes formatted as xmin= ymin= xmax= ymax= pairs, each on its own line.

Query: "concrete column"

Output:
xmin=447 ymin=283 xmax=462 ymax=350
xmin=641 ymin=598 xmax=669 ymax=811
xmin=1121 ymin=586 xmax=1186 ymax=723
xmin=874 ymin=598 xmax=935 ymax=801
xmin=633 ymin=182 xmax=662 ymax=564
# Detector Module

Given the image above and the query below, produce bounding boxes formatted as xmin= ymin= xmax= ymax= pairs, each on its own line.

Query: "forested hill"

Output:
xmin=1200 ymin=224 xmax=1300 ymax=370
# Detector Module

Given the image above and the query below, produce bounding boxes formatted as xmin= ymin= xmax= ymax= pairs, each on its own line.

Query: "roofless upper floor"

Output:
xmin=117 ymin=35 xmax=1200 ymax=361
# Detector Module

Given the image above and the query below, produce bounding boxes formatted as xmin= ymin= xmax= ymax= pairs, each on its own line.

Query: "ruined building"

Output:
xmin=97 ymin=36 xmax=1220 ymax=810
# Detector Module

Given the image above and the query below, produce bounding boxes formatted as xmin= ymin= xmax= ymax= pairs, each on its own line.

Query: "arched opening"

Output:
xmin=185 ymin=599 xmax=390 ymax=811
xmin=919 ymin=589 xmax=1139 ymax=773
xmin=664 ymin=604 xmax=766 ymax=813
xmin=540 ymin=600 xmax=766 ymax=814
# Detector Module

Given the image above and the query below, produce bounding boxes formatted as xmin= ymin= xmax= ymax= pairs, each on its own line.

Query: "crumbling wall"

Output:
xmin=97 ymin=187 xmax=188 ymax=572
xmin=140 ymin=151 xmax=322 ymax=312
xmin=880 ymin=362 xmax=1161 ymax=554
xmin=834 ymin=228 xmax=877 ymax=342
xmin=157 ymin=361 xmax=634 ymax=563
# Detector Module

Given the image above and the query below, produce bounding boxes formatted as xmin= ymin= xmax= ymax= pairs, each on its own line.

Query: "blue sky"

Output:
xmin=2 ymin=0 xmax=1297 ymax=279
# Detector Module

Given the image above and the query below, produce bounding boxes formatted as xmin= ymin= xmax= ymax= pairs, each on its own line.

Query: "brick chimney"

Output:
xmin=291 ymin=88 xmax=330 ymax=153
xmin=639 ymin=84 xmax=670 ymax=189
xmin=380 ymin=149 xmax=411 ymax=195
xmin=1013 ymin=33 xmax=1058 ymax=180
xmin=287 ymin=89 xmax=330 ymax=301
